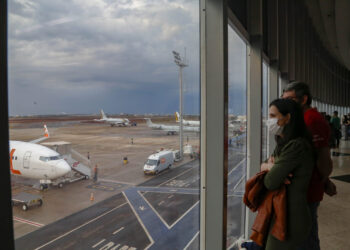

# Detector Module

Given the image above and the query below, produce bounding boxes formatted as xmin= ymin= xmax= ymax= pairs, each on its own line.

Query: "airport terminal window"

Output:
xmin=261 ymin=61 xmax=269 ymax=161
xmin=8 ymin=1 xmax=200 ymax=249
xmin=227 ymin=25 xmax=247 ymax=247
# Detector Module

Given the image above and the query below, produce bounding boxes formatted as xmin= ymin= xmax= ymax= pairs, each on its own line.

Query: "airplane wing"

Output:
xmin=29 ymin=124 xmax=50 ymax=144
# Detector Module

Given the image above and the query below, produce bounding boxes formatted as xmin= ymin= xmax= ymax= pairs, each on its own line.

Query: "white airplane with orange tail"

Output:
xmin=9 ymin=124 xmax=71 ymax=190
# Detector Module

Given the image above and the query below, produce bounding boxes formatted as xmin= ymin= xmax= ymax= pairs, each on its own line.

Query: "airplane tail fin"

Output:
xmin=175 ymin=111 xmax=187 ymax=123
xmin=144 ymin=118 xmax=152 ymax=126
xmin=44 ymin=124 xmax=49 ymax=138
xmin=101 ymin=109 xmax=107 ymax=119
xmin=175 ymin=112 xmax=180 ymax=122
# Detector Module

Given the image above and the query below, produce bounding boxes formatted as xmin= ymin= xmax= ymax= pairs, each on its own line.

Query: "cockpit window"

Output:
xmin=49 ymin=156 xmax=62 ymax=160
xmin=39 ymin=156 xmax=49 ymax=162
xmin=39 ymin=155 xmax=62 ymax=162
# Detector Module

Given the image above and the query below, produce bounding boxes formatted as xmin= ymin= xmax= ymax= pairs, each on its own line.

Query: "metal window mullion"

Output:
xmin=0 ymin=0 xmax=15 ymax=248
xmin=245 ymin=37 xmax=263 ymax=237
xmin=267 ymin=62 xmax=278 ymax=155
xmin=200 ymin=0 xmax=228 ymax=249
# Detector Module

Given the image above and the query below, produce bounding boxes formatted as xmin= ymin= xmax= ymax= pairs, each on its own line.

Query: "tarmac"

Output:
xmin=9 ymin=116 xmax=246 ymax=249
xmin=9 ymin=117 xmax=199 ymax=239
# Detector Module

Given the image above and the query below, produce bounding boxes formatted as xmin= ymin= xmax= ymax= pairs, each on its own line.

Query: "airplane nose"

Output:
xmin=56 ymin=160 xmax=71 ymax=176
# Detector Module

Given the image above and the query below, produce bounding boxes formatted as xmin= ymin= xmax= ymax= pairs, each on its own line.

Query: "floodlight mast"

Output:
xmin=172 ymin=50 xmax=188 ymax=160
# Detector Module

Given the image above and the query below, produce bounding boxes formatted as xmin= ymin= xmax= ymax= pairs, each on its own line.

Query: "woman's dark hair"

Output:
xmin=270 ymin=98 xmax=312 ymax=155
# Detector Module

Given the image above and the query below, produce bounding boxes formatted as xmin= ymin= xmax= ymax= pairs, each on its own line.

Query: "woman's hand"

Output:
xmin=261 ymin=162 xmax=274 ymax=171
xmin=268 ymin=156 xmax=275 ymax=164
xmin=261 ymin=156 xmax=275 ymax=171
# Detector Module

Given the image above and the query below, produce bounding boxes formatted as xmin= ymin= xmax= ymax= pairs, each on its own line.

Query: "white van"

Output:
xmin=143 ymin=150 xmax=174 ymax=175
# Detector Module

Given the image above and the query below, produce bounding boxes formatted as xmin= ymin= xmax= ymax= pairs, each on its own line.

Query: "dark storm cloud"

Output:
xmin=7 ymin=0 xmax=243 ymax=116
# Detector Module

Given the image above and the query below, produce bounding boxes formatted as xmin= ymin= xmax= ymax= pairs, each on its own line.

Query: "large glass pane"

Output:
xmin=278 ymin=75 xmax=283 ymax=97
xmin=9 ymin=1 xmax=200 ymax=249
xmin=227 ymin=26 xmax=247 ymax=248
xmin=261 ymin=61 xmax=269 ymax=161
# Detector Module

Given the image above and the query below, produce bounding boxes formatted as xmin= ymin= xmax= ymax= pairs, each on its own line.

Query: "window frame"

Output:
xmin=1 ymin=0 xmax=15 ymax=248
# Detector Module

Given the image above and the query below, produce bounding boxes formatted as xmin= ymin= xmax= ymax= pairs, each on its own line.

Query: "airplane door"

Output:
xmin=23 ymin=151 xmax=32 ymax=169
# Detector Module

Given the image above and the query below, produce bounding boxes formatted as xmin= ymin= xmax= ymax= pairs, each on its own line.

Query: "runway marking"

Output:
xmin=232 ymin=174 xmax=245 ymax=191
xmin=111 ymin=243 xmax=120 ymax=249
xmin=98 ymin=178 xmax=135 ymax=186
xmin=159 ymin=167 xmax=195 ymax=187
xmin=141 ymin=190 xmax=198 ymax=195
xmin=184 ymin=231 xmax=199 ymax=250
xmin=13 ymin=216 xmax=44 ymax=228
xmin=113 ymin=227 xmax=124 ymax=235
xmin=122 ymin=192 xmax=154 ymax=250
xmin=92 ymin=239 xmax=106 ymax=248
xmin=170 ymin=201 xmax=199 ymax=229
xmin=90 ymin=184 xmax=115 ymax=191
xmin=228 ymin=158 xmax=246 ymax=176
xmin=138 ymin=190 xmax=171 ymax=229
xmin=227 ymin=194 xmax=244 ymax=197
xmin=227 ymin=235 xmax=245 ymax=250
xmin=98 ymin=241 xmax=114 ymax=249
xmin=34 ymin=202 xmax=127 ymax=250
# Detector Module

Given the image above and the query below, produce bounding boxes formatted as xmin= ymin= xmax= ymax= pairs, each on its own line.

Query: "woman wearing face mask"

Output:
xmin=256 ymin=98 xmax=314 ymax=250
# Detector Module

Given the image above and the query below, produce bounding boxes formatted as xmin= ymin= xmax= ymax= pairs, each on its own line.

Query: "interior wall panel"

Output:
xmin=278 ymin=0 xmax=288 ymax=74
xmin=288 ymin=0 xmax=296 ymax=81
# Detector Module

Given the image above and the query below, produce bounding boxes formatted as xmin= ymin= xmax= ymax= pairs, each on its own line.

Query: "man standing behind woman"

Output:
xmin=283 ymin=82 xmax=336 ymax=250
xmin=240 ymin=98 xmax=314 ymax=250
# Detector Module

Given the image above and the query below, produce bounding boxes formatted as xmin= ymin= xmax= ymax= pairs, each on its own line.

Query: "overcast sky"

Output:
xmin=8 ymin=0 xmax=246 ymax=116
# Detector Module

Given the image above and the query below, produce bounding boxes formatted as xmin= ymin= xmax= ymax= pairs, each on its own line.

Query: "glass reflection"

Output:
xmin=227 ymin=26 xmax=247 ymax=248
xmin=261 ymin=62 xmax=269 ymax=161
xmin=8 ymin=0 xmax=200 ymax=249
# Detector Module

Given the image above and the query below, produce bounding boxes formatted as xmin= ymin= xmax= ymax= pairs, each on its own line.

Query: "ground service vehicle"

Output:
xmin=143 ymin=150 xmax=174 ymax=175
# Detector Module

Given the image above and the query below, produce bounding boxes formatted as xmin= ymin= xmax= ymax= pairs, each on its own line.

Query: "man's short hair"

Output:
xmin=284 ymin=81 xmax=312 ymax=105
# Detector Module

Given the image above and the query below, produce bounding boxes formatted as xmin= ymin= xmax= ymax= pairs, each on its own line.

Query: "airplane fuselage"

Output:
xmin=145 ymin=118 xmax=199 ymax=133
xmin=9 ymin=141 xmax=71 ymax=180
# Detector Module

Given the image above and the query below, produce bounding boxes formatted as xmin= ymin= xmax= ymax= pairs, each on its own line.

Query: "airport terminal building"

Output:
xmin=1 ymin=0 xmax=350 ymax=249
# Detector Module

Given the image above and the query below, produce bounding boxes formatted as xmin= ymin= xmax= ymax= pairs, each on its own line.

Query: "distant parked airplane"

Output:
xmin=94 ymin=109 xmax=130 ymax=127
xmin=175 ymin=111 xmax=246 ymax=134
xmin=144 ymin=118 xmax=199 ymax=135
xmin=9 ymin=124 xmax=71 ymax=190
xmin=175 ymin=112 xmax=200 ymax=126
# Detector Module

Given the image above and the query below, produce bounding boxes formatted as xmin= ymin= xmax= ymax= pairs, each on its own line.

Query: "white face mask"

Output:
xmin=266 ymin=118 xmax=282 ymax=135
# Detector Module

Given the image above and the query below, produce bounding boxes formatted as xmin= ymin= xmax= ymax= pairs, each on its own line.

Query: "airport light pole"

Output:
xmin=172 ymin=50 xmax=188 ymax=160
